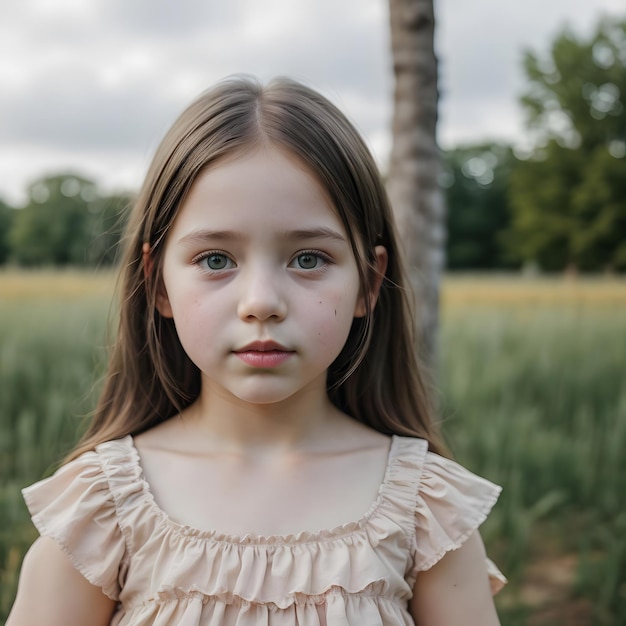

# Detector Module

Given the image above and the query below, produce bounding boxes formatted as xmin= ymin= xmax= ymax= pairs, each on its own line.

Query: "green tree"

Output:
xmin=443 ymin=144 xmax=517 ymax=270
xmin=507 ymin=16 xmax=626 ymax=271
xmin=0 ymin=198 xmax=17 ymax=264
xmin=10 ymin=174 xmax=98 ymax=266
xmin=571 ymin=144 xmax=626 ymax=269
xmin=506 ymin=142 xmax=585 ymax=270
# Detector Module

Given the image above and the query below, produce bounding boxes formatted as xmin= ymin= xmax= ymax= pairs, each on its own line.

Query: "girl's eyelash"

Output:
xmin=191 ymin=250 xmax=235 ymax=270
xmin=292 ymin=249 xmax=334 ymax=269
xmin=296 ymin=249 xmax=333 ymax=262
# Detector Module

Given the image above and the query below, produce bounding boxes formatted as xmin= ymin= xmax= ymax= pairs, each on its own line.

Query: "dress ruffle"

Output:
xmin=22 ymin=450 xmax=128 ymax=600
xmin=402 ymin=442 xmax=507 ymax=593
xmin=23 ymin=435 xmax=506 ymax=625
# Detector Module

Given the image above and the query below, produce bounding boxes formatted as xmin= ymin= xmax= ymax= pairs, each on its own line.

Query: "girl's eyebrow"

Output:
xmin=177 ymin=227 xmax=347 ymax=245
xmin=177 ymin=230 xmax=243 ymax=245
xmin=278 ymin=228 xmax=347 ymax=243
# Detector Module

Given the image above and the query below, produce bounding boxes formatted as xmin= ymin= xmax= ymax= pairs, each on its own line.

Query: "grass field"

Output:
xmin=1 ymin=269 xmax=625 ymax=624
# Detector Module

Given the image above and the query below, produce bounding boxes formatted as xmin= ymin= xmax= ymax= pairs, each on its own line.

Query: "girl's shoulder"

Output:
xmin=388 ymin=436 xmax=507 ymax=594
xmin=21 ymin=436 xmax=140 ymax=600
xmin=23 ymin=436 xmax=146 ymax=534
xmin=22 ymin=436 xmax=140 ymax=519
xmin=388 ymin=434 xmax=502 ymax=510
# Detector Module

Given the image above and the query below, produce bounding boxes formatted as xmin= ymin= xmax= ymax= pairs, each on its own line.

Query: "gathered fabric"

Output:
xmin=23 ymin=435 xmax=506 ymax=625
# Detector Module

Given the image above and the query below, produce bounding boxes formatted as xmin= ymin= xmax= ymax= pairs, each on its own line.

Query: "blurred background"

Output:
xmin=1 ymin=0 xmax=625 ymax=623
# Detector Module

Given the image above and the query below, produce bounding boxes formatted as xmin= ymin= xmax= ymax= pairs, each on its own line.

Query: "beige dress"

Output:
xmin=23 ymin=435 xmax=506 ymax=625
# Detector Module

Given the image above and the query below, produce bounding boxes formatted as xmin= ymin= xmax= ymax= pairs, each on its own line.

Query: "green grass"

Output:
xmin=439 ymin=308 xmax=626 ymax=623
xmin=1 ymin=272 xmax=625 ymax=624
xmin=0 ymin=296 xmax=112 ymax=613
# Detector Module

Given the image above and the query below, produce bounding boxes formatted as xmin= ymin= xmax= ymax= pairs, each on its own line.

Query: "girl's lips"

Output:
xmin=235 ymin=340 xmax=289 ymax=352
xmin=234 ymin=350 xmax=294 ymax=368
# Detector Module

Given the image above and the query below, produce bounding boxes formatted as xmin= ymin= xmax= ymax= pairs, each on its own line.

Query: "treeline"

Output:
xmin=0 ymin=17 xmax=624 ymax=272
xmin=0 ymin=175 xmax=132 ymax=267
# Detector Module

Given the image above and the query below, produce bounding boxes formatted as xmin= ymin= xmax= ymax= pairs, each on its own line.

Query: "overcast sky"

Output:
xmin=0 ymin=0 xmax=623 ymax=205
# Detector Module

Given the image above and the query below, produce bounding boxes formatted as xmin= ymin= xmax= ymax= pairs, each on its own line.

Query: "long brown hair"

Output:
xmin=68 ymin=76 xmax=446 ymax=461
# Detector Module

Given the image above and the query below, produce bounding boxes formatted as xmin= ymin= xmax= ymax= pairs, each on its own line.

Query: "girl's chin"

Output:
xmin=201 ymin=382 xmax=303 ymax=408
xmin=199 ymin=371 xmax=328 ymax=408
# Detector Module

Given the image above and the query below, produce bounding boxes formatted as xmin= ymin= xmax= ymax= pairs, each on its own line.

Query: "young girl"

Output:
xmin=8 ymin=76 xmax=506 ymax=626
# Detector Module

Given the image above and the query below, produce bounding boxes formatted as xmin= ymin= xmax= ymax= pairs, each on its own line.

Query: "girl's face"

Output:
xmin=156 ymin=145 xmax=385 ymax=408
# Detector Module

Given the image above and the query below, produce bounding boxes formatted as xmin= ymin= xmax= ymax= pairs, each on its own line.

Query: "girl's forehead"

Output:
xmin=167 ymin=145 xmax=352 ymax=242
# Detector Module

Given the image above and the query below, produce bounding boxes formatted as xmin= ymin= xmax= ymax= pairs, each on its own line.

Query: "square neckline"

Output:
xmin=120 ymin=434 xmax=405 ymax=546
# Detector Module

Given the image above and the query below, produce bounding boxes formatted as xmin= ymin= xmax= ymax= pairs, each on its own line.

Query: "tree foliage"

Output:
xmin=0 ymin=198 xmax=16 ymax=264
xmin=507 ymin=16 xmax=626 ymax=271
xmin=443 ymin=143 xmax=517 ymax=270
xmin=6 ymin=173 xmax=130 ymax=267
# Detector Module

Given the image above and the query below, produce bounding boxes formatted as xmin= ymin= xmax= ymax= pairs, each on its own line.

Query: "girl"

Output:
xmin=8 ymin=76 xmax=506 ymax=626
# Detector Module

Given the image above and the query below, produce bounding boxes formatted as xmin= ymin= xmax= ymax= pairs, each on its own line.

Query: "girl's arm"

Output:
xmin=409 ymin=530 xmax=501 ymax=626
xmin=7 ymin=537 xmax=116 ymax=626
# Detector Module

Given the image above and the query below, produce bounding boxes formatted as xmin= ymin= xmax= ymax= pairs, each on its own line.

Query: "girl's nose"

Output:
xmin=237 ymin=266 xmax=288 ymax=322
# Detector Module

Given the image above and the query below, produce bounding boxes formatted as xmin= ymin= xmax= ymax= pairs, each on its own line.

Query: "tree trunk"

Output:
xmin=387 ymin=0 xmax=445 ymax=366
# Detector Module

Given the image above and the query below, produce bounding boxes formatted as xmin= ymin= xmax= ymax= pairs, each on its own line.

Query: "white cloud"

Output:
xmin=0 ymin=0 xmax=622 ymax=204
xmin=435 ymin=0 xmax=625 ymax=147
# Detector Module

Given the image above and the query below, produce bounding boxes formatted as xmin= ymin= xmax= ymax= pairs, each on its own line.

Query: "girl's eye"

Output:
xmin=197 ymin=253 xmax=234 ymax=271
xmin=296 ymin=253 xmax=320 ymax=269
xmin=290 ymin=251 xmax=331 ymax=270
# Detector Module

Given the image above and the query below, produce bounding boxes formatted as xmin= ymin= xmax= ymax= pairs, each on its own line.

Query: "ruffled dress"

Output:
xmin=23 ymin=435 xmax=506 ymax=625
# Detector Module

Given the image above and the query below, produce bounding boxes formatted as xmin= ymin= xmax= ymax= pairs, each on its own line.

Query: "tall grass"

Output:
xmin=440 ymin=275 xmax=626 ymax=623
xmin=1 ymin=270 xmax=625 ymax=624
xmin=440 ymin=307 xmax=626 ymax=624
xmin=0 ymin=271 xmax=114 ymax=612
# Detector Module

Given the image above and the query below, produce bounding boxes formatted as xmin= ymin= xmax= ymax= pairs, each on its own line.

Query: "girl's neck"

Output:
xmin=179 ymin=382 xmax=342 ymax=456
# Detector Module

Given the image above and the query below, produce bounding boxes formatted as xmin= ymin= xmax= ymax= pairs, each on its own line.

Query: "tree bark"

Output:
xmin=387 ymin=0 xmax=445 ymax=366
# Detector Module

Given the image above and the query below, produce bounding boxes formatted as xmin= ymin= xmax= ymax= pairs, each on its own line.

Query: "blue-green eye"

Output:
xmin=296 ymin=253 xmax=319 ymax=269
xmin=290 ymin=251 xmax=333 ymax=271
xmin=201 ymin=254 xmax=232 ymax=270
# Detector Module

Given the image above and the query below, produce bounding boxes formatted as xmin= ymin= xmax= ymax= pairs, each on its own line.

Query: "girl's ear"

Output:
xmin=155 ymin=285 xmax=174 ymax=319
xmin=143 ymin=243 xmax=174 ymax=318
xmin=142 ymin=242 xmax=153 ymax=280
xmin=354 ymin=245 xmax=388 ymax=318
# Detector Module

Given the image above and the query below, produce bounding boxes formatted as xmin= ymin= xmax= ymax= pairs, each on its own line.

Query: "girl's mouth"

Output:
xmin=233 ymin=349 xmax=294 ymax=368
xmin=233 ymin=341 xmax=294 ymax=368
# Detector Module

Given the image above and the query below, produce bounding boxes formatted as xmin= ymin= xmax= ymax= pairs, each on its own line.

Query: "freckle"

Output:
xmin=334 ymin=309 xmax=337 ymax=316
